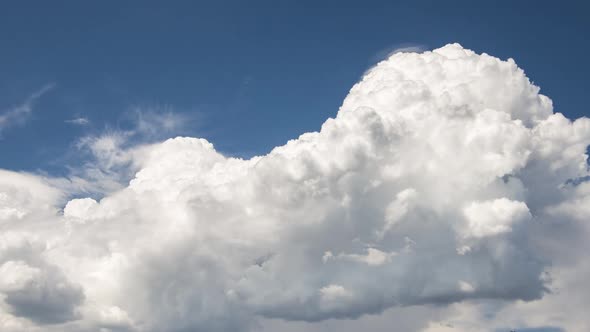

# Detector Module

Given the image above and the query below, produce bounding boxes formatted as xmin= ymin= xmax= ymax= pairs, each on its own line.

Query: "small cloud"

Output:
xmin=370 ymin=43 xmax=427 ymax=63
xmin=61 ymin=106 xmax=197 ymax=196
xmin=323 ymin=248 xmax=397 ymax=266
xmin=388 ymin=44 xmax=427 ymax=54
xmin=319 ymin=284 xmax=353 ymax=301
xmin=129 ymin=105 xmax=193 ymax=137
xmin=65 ymin=117 xmax=90 ymax=125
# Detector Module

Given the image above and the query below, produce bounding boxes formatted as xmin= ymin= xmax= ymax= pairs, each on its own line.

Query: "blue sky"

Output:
xmin=0 ymin=0 xmax=588 ymax=173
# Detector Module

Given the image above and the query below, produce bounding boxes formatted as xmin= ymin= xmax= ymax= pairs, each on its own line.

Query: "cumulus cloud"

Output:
xmin=462 ymin=198 xmax=532 ymax=238
xmin=0 ymin=44 xmax=589 ymax=331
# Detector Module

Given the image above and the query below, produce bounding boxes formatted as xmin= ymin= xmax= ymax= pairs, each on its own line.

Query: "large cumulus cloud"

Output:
xmin=0 ymin=44 xmax=589 ymax=332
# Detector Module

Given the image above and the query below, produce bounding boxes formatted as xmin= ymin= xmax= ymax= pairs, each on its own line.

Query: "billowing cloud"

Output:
xmin=0 ymin=44 xmax=589 ymax=331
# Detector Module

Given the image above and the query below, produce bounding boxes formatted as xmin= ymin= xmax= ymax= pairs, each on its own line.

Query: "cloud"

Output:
xmin=130 ymin=106 xmax=190 ymax=137
xmin=0 ymin=84 xmax=54 ymax=135
xmin=462 ymin=198 xmax=532 ymax=238
xmin=370 ymin=43 xmax=427 ymax=64
xmin=0 ymin=258 xmax=84 ymax=325
xmin=0 ymin=44 xmax=589 ymax=331
xmin=65 ymin=117 xmax=90 ymax=125
xmin=59 ymin=109 xmax=193 ymax=197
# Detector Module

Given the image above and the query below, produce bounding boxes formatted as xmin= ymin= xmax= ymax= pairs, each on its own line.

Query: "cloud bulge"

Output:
xmin=0 ymin=44 xmax=589 ymax=331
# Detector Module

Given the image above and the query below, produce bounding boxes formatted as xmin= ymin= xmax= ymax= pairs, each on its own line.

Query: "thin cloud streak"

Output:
xmin=0 ymin=83 xmax=55 ymax=134
xmin=65 ymin=117 xmax=90 ymax=125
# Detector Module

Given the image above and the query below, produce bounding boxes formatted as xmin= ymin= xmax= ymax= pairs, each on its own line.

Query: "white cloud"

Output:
xmin=62 ymin=109 xmax=191 ymax=196
xmin=65 ymin=117 xmax=90 ymax=125
xmin=319 ymin=284 xmax=352 ymax=300
xmin=462 ymin=198 xmax=531 ymax=238
xmin=131 ymin=106 xmax=189 ymax=137
xmin=0 ymin=44 xmax=589 ymax=331
xmin=369 ymin=43 xmax=427 ymax=65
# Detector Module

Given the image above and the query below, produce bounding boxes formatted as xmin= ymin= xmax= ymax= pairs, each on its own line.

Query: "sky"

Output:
xmin=1 ymin=2 xmax=590 ymax=332
xmin=0 ymin=0 xmax=588 ymax=173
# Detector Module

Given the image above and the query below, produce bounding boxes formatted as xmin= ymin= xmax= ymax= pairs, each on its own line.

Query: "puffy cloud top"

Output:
xmin=1 ymin=44 xmax=589 ymax=332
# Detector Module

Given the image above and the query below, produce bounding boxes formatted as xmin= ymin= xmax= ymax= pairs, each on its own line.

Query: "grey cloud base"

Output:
xmin=0 ymin=44 xmax=589 ymax=332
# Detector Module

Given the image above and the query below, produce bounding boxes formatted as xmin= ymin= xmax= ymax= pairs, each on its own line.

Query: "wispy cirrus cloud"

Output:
xmin=0 ymin=83 xmax=55 ymax=135
xmin=59 ymin=107 xmax=195 ymax=196
xmin=65 ymin=117 xmax=90 ymax=126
